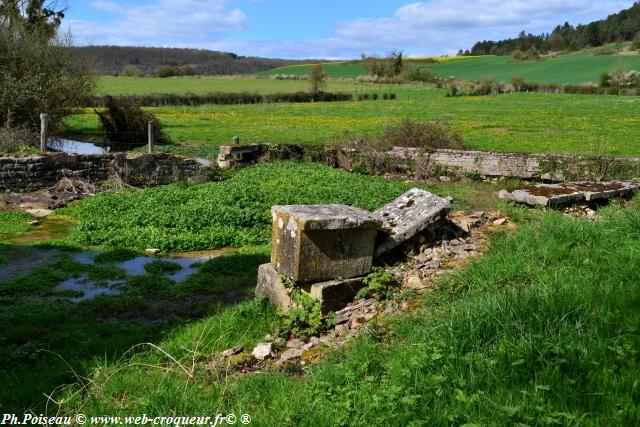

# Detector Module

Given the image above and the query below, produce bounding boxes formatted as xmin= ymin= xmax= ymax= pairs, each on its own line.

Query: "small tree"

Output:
xmin=155 ymin=65 xmax=176 ymax=78
xmin=308 ymin=64 xmax=326 ymax=95
xmin=511 ymin=75 xmax=525 ymax=91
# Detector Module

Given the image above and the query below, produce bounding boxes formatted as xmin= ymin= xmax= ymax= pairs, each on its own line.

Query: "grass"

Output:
xmin=60 ymin=162 xmax=420 ymax=251
xmin=66 ymin=88 xmax=640 ymax=158
xmin=259 ymin=50 xmax=640 ymax=84
xmin=144 ymin=260 xmax=182 ymax=275
xmin=96 ymin=76 xmax=385 ymax=96
xmin=49 ymin=200 xmax=640 ymax=425
xmin=0 ymin=211 xmax=33 ymax=241
xmin=0 ymin=245 xmax=272 ymax=413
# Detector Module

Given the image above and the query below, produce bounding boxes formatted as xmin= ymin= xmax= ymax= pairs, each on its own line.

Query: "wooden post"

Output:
xmin=40 ymin=113 xmax=48 ymax=152
xmin=148 ymin=121 xmax=154 ymax=154
xmin=233 ymin=136 xmax=240 ymax=145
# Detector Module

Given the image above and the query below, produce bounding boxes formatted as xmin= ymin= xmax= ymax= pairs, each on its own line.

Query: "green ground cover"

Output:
xmin=50 ymin=199 xmax=640 ymax=425
xmin=96 ymin=76 xmax=383 ymax=96
xmin=0 ymin=211 xmax=33 ymax=241
xmin=60 ymin=162 xmax=420 ymax=251
xmin=261 ymin=50 xmax=640 ymax=84
xmin=66 ymin=88 xmax=640 ymax=158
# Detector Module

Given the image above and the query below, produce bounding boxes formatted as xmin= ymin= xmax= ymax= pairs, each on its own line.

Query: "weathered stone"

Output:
xmin=256 ymin=263 xmax=366 ymax=313
xmin=499 ymin=181 xmax=640 ymax=207
xmin=334 ymin=299 xmax=376 ymax=324
xmin=278 ymin=347 xmax=304 ymax=364
xmin=374 ymin=188 xmax=452 ymax=256
xmin=404 ymin=275 xmax=423 ymax=289
xmin=286 ymin=338 xmax=305 ymax=349
xmin=251 ymin=342 xmax=274 ymax=360
xmin=216 ymin=144 xmax=267 ymax=169
xmin=145 ymin=248 xmax=161 ymax=256
xmin=220 ymin=346 xmax=243 ymax=358
xmin=493 ymin=218 xmax=508 ymax=226
xmin=255 ymin=263 xmax=293 ymax=309
xmin=309 ymin=276 xmax=367 ymax=313
xmin=271 ymin=205 xmax=380 ymax=283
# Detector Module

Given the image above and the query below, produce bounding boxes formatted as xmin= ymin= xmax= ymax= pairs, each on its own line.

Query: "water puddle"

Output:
xmin=8 ymin=218 xmax=74 ymax=245
xmin=48 ymin=138 xmax=110 ymax=155
xmin=55 ymin=274 xmax=124 ymax=302
xmin=54 ymin=248 xmax=235 ymax=302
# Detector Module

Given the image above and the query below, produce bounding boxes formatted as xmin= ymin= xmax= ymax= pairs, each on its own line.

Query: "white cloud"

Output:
xmin=66 ymin=0 xmax=635 ymax=58
xmin=66 ymin=0 xmax=247 ymax=46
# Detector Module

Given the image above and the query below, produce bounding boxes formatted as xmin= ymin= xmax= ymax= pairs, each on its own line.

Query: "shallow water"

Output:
xmin=49 ymin=139 xmax=109 ymax=155
xmin=61 ymin=248 xmax=235 ymax=302
xmin=8 ymin=218 xmax=74 ymax=245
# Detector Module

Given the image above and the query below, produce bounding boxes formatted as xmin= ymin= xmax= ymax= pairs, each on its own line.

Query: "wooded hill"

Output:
xmin=72 ymin=45 xmax=310 ymax=76
xmin=463 ymin=2 xmax=640 ymax=55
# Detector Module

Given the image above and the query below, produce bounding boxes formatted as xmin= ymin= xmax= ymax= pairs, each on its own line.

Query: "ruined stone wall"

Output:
xmin=251 ymin=144 xmax=640 ymax=182
xmin=0 ymin=153 xmax=209 ymax=192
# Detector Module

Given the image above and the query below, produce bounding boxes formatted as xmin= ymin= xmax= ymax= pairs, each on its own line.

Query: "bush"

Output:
xmin=0 ymin=123 xmax=37 ymax=153
xmin=122 ymin=65 xmax=145 ymax=77
xmin=510 ymin=75 xmax=525 ymax=91
xmin=404 ymin=68 xmax=438 ymax=83
xmin=376 ymin=119 xmax=464 ymax=150
xmin=633 ymin=33 xmax=640 ymax=51
xmin=89 ymin=91 xmax=353 ymax=107
xmin=94 ymin=96 xmax=170 ymax=150
xmin=593 ymin=45 xmax=617 ymax=56
xmin=599 ymin=72 xmax=611 ymax=87
xmin=155 ymin=65 xmax=176 ymax=78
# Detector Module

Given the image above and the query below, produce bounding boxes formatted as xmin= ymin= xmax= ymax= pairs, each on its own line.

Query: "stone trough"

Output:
xmin=256 ymin=189 xmax=452 ymax=313
xmin=499 ymin=180 xmax=640 ymax=207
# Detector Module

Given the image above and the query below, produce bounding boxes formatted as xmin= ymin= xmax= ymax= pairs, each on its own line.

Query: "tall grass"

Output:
xmin=56 ymin=201 xmax=640 ymax=425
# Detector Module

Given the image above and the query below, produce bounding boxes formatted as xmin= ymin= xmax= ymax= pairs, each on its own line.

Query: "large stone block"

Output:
xmin=271 ymin=205 xmax=381 ymax=283
xmin=255 ymin=263 xmax=366 ymax=313
xmin=374 ymin=188 xmax=451 ymax=256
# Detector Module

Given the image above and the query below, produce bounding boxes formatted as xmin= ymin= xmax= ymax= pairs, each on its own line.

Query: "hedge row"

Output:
xmin=87 ymin=91 xmax=359 ymax=107
xmin=519 ymin=82 xmax=639 ymax=96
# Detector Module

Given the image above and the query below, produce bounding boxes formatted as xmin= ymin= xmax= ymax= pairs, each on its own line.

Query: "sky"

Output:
xmin=62 ymin=0 xmax=636 ymax=59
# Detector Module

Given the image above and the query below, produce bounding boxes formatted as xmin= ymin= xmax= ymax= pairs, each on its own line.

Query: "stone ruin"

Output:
xmin=499 ymin=180 xmax=640 ymax=207
xmin=256 ymin=189 xmax=452 ymax=314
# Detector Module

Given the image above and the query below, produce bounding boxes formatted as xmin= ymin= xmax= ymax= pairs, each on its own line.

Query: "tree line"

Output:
xmin=72 ymin=46 xmax=314 ymax=77
xmin=460 ymin=2 xmax=640 ymax=56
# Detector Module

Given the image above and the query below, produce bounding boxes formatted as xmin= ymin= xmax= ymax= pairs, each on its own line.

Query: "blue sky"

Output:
xmin=63 ymin=0 xmax=635 ymax=59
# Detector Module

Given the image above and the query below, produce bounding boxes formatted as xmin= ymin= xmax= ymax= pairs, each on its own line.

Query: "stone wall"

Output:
xmin=238 ymin=144 xmax=640 ymax=182
xmin=0 ymin=153 xmax=210 ymax=192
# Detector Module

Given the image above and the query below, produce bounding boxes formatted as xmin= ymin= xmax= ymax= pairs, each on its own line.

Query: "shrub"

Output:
xmin=599 ymin=72 xmax=611 ymax=87
xmin=633 ymin=33 xmax=640 ymax=51
xmin=144 ymin=260 xmax=181 ymax=276
xmin=377 ymin=119 xmax=464 ymax=150
xmin=0 ymin=122 xmax=37 ymax=153
xmin=176 ymin=65 xmax=196 ymax=76
xmin=122 ymin=65 xmax=144 ymax=77
xmin=404 ymin=68 xmax=438 ymax=83
xmin=593 ymin=45 xmax=617 ymax=56
xmin=356 ymin=267 xmax=401 ymax=300
xmin=94 ymin=96 xmax=170 ymax=150
xmin=155 ymin=65 xmax=176 ymax=78
xmin=510 ymin=75 xmax=525 ymax=91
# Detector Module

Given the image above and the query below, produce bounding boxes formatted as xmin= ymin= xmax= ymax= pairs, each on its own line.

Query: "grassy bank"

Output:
xmin=52 ymin=200 xmax=640 ymax=425
xmin=65 ymin=89 xmax=640 ymax=158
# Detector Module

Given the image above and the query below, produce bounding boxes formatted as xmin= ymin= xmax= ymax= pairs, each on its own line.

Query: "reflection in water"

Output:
xmin=48 ymin=139 xmax=109 ymax=155
xmin=56 ymin=248 xmax=235 ymax=302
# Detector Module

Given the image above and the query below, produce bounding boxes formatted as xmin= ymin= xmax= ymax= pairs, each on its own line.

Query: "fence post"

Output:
xmin=40 ymin=113 xmax=48 ymax=152
xmin=148 ymin=121 xmax=154 ymax=154
xmin=233 ymin=136 xmax=240 ymax=145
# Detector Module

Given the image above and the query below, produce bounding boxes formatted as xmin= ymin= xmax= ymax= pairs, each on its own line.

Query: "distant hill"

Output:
xmin=261 ymin=49 xmax=640 ymax=84
xmin=463 ymin=2 xmax=640 ymax=56
xmin=72 ymin=46 xmax=313 ymax=76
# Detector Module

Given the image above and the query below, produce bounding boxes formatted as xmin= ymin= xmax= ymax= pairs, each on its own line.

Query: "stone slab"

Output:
xmin=373 ymin=188 xmax=452 ymax=256
xmin=499 ymin=180 xmax=640 ymax=207
xmin=255 ymin=263 xmax=293 ymax=309
xmin=271 ymin=205 xmax=380 ymax=283
xmin=255 ymin=263 xmax=366 ymax=313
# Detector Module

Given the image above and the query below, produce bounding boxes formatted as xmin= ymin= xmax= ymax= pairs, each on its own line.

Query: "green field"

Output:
xmin=67 ymin=85 xmax=640 ymax=158
xmin=96 ymin=75 xmax=386 ymax=96
xmin=261 ymin=51 xmax=640 ymax=84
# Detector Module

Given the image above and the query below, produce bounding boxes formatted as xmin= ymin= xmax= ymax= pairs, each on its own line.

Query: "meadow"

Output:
xmin=67 ymin=83 xmax=640 ymax=158
xmin=262 ymin=50 xmax=640 ymax=84
xmin=49 ymin=198 xmax=640 ymax=425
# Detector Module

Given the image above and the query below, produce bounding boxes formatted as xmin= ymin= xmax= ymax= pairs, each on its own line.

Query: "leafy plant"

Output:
xmin=94 ymin=248 xmax=140 ymax=263
xmin=143 ymin=260 xmax=181 ymax=276
xmin=0 ymin=255 xmax=7 ymax=264
xmin=357 ymin=267 xmax=401 ymax=300
xmin=277 ymin=275 xmax=334 ymax=340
